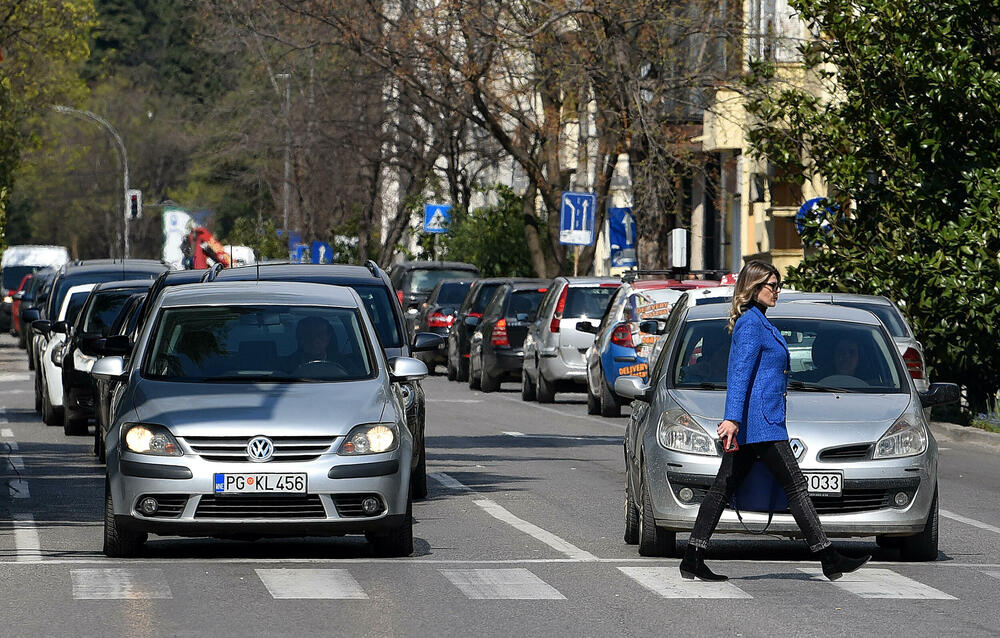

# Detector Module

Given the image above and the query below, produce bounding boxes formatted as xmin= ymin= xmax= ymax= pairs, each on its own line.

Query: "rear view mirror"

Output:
xmin=919 ymin=382 xmax=960 ymax=408
xmin=52 ymin=321 xmax=71 ymax=334
xmin=577 ymin=321 xmax=598 ymax=334
xmin=79 ymin=335 xmax=105 ymax=357
xmin=91 ymin=356 xmax=126 ymax=380
xmin=411 ymin=332 xmax=444 ymax=352
xmin=389 ymin=356 xmax=428 ymax=381
xmin=32 ymin=320 xmax=52 ymax=336
xmin=97 ymin=334 xmax=132 ymax=357
xmin=614 ymin=376 xmax=653 ymax=402
xmin=21 ymin=308 xmax=40 ymax=323
xmin=639 ymin=319 xmax=668 ymax=335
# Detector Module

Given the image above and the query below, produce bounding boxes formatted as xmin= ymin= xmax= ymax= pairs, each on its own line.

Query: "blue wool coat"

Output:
xmin=724 ymin=305 xmax=791 ymax=444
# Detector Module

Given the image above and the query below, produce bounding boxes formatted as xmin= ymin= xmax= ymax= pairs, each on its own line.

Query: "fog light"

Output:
xmin=678 ymin=488 xmax=694 ymax=503
xmin=138 ymin=497 xmax=158 ymax=515
xmin=361 ymin=497 xmax=381 ymax=514
xmin=894 ymin=492 xmax=909 ymax=507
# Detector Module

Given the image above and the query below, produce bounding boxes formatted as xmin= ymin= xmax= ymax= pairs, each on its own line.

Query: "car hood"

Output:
xmin=669 ymin=389 xmax=912 ymax=441
xmin=130 ymin=378 xmax=391 ymax=437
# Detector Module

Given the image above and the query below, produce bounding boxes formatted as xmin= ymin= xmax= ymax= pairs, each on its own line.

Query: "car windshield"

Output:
xmin=63 ymin=290 xmax=92 ymax=324
xmin=406 ymin=269 xmax=475 ymax=293
xmin=833 ymin=301 xmax=907 ymax=337
xmin=436 ymin=281 xmax=472 ymax=306
xmin=142 ymin=305 xmax=374 ymax=383
xmin=82 ymin=289 xmax=144 ymax=335
xmin=627 ymin=288 xmax=686 ymax=322
xmin=2 ymin=266 xmax=35 ymax=291
xmin=672 ymin=318 xmax=905 ymax=393
xmin=563 ymin=286 xmax=617 ymax=319
xmin=506 ymin=289 xmax=545 ymax=319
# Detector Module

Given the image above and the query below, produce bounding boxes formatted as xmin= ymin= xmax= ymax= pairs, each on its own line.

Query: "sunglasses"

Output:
xmin=761 ymin=281 xmax=783 ymax=292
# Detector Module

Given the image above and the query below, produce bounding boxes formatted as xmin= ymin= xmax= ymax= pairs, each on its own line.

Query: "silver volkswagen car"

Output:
xmin=617 ymin=301 xmax=957 ymax=561
xmin=95 ymin=281 xmax=427 ymax=557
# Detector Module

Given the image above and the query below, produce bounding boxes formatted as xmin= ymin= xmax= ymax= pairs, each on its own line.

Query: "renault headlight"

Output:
xmin=656 ymin=409 xmax=717 ymax=456
xmin=122 ymin=423 xmax=183 ymax=456
xmin=339 ymin=422 xmax=399 ymax=455
xmin=873 ymin=418 xmax=927 ymax=459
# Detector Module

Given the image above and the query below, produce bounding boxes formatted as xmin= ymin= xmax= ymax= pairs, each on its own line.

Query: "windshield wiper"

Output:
xmin=788 ymin=380 xmax=856 ymax=393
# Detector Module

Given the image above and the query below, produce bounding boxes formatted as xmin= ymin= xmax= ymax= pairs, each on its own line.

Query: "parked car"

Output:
xmin=8 ymin=273 xmax=33 ymax=342
xmin=0 ymin=244 xmax=70 ymax=332
xmin=212 ymin=261 xmax=442 ymax=499
xmin=617 ymin=300 xmax=957 ymax=560
xmin=468 ymin=279 xmax=550 ymax=392
xmin=34 ymin=283 xmax=96 ymax=425
xmin=521 ymin=277 xmax=620 ymax=403
xmin=412 ymin=279 xmax=474 ymax=371
xmin=96 ymin=281 xmax=426 ymax=557
xmin=61 ymin=280 xmax=156 ymax=435
xmin=445 ymin=277 xmax=512 ymax=382
xmin=20 ymin=267 xmax=58 ymax=360
xmin=389 ymin=260 xmax=480 ymax=335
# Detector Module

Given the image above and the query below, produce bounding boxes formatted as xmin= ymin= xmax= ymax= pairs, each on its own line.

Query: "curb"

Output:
xmin=929 ymin=420 xmax=1000 ymax=451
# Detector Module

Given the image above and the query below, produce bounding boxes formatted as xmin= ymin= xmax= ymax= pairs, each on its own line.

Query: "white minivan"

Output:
xmin=1 ymin=245 xmax=70 ymax=332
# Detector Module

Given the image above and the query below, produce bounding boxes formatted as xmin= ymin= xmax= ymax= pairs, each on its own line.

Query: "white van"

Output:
xmin=1 ymin=245 xmax=70 ymax=331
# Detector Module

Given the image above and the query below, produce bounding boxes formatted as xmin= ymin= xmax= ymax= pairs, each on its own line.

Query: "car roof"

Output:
xmin=554 ymin=277 xmax=620 ymax=286
xmin=159 ymin=281 xmax=361 ymax=308
xmin=216 ymin=263 xmax=383 ymax=286
xmin=509 ymin=279 xmax=551 ymax=290
xmin=59 ymin=260 xmax=168 ymax=276
xmin=685 ymin=300 xmax=884 ymax=325
xmin=93 ymin=279 xmax=157 ymax=292
xmin=393 ymin=260 xmax=478 ymax=270
xmin=630 ymin=279 xmax=685 ymax=290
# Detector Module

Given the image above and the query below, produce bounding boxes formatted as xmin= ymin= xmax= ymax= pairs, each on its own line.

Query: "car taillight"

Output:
xmin=468 ymin=312 xmax=482 ymax=319
xmin=427 ymin=312 xmax=454 ymax=328
xmin=903 ymin=347 xmax=924 ymax=380
xmin=396 ymin=290 xmax=404 ymax=306
xmin=550 ymin=287 xmax=568 ymax=333
xmin=491 ymin=318 xmax=509 ymax=347
xmin=610 ymin=323 xmax=634 ymax=348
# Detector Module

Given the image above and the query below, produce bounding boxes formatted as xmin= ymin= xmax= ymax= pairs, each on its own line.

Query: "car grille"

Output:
xmin=333 ymin=494 xmax=385 ymax=517
xmin=194 ymin=495 xmax=325 ymax=519
xmin=670 ymin=483 xmax=899 ymax=515
xmin=137 ymin=494 xmax=187 ymax=518
xmin=818 ymin=444 xmax=873 ymax=461
xmin=182 ymin=436 xmax=337 ymax=462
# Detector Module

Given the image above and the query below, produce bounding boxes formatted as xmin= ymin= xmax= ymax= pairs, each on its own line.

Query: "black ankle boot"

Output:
xmin=818 ymin=546 xmax=871 ymax=581
xmin=679 ymin=544 xmax=728 ymax=581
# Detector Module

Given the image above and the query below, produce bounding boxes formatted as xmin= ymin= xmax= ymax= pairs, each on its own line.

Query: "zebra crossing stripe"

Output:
xmin=983 ymin=571 xmax=1000 ymax=581
xmin=797 ymin=568 xmax=956 ymax=599
xmin=439 ymin=568 xmax=565 ymax=600
xmin=618 ymin=567 xmax=752 ymax=599
xmin=255 ymin=569 xmax=368 ymax=599
xmin=71 ymin=569 xmax=172 ymax=600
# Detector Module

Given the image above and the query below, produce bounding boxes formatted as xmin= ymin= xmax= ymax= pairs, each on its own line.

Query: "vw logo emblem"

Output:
xmin=789 ymin=438 xmax=806 ymax=460
xmin=246 ymin=436 xmax=274 ymax=462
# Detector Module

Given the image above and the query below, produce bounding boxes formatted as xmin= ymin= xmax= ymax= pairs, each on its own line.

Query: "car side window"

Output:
xmin=481 ymin=286 xmax=506 ymax=320
xmin=651 ymin=308 xmax=689 ymax=383
xmin=536 ymin=282 xmax=561 ymax=320
xmin=598 ymin=287 xmax=627 ymax=333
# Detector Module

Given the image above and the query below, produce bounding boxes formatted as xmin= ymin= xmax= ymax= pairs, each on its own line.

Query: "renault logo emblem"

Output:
xmin=247 ymin=436 xmax=274 ymax=462
xmin=789 ymin=438 xmax=806 ymax=460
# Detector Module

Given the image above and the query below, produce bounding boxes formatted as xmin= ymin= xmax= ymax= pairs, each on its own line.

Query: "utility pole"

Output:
xmin=276 ymin=73 xmax=292 ymax=237
xmin=52 ymin=105 xmax=131 ymax=258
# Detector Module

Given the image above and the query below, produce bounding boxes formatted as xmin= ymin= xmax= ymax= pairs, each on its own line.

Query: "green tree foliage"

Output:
xmin=224 ymin=216 xmax=286 ymax=261
xmin=744 ymin=0 xmax=1000 ymax=409
xmin=439 ymin=185 xmax=535 ymax=278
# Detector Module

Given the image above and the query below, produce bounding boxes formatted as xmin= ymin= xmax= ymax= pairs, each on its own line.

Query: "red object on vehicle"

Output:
xmin=427 ymin=312 xmax=454 ymax=328
xmin=10 ymin=273 xmax=31 ymax=336
xmin=396 ymin=290 xmax=404 ymax=306
xmin=468 ymin=312 xmax=483 ymax=319
xmin=902 ymin=347 xmax=925 ymax=379
xmin=491 ymin=318 xmax=509 ymax=347
xmin=610 ymin=323 xmax=634 ymax=348
xmin=550 ymin=287 xmax=568 ymax=333
xmin=600 ymin=282 xmax=621 ymax=288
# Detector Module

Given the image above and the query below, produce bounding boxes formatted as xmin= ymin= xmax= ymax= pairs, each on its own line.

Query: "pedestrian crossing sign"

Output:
xmin=424 ymin=204 xmax=452 ymax=234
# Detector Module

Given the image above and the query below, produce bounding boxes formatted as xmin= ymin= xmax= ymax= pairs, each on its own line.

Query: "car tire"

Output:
xmin=638 ymin=476 xmax=675 ymax=557
xmin=586 ymin=387 xmax=600 ymax=414
xmin=367 ymin=496 xmax=413 ymax=557
xmin=411 ymin=444 xmax=427 ymax=500
xmin=536 ymin=369 xmax=555 ymax=404
xmin=521 ymin=370 xmax=536 ymax=401
xmin=41 ymin=379 xmax=63 ymax=426
xmin=28 ymin=348 xmax=35 ymax=371
xmin=103 ymin=484 xmax=146 ymax=558
xmin=467 ymin=355 xmax=481 ymax=390
xmin=480 ymin=362 xmax=500 ymax=393
xmin=446 ymin=355 xmax=457 ymax=381
xmin=624 ymin=482 xmax=640 ymax=545
xmin=899 ymin=486 xmax=939 ymax=562
xmin=456 ymin=356 xmax=469 ymax=383
xmin=34 ymin=372 xmax=42 ymax=414
xmin=600 ymin=378 xmax=621 ymax=418
xmin=63 ymin=408 xmax=88 ymax=436
xmin=94 ymin=424 xmax=106 ymax=462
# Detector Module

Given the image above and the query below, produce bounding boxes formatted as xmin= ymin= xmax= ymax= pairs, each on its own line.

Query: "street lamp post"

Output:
xmin=52 ymin=105 xmax=132 ymax=258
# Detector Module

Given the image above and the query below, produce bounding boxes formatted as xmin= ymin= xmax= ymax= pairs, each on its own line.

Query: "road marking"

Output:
xmin=619 ymin=567 xmax=752 ymax=599
xmin=8 ymin=479 xmax=29 ymax=498
xmin=256 ymin=568 xmax=368 ymax=599
xmin=71 ymin=568 xmax=172 ymax=599
xmin=503 ymin=431 xmax=622 ymax=443
xmin=941 ymin=509 xmax=1000 ymax=535
xmin=427 ymin=399 xmax=482 ymax=404
xmin=497 ymin=395 xmax=625 ymax=429
xmin=797 ymin=568 xmax=956 ymax=599
xmin=984 ymin=571 xmax=1000 ymax=581
xmin=6 ymin=455 xmax=24 ymax=470
xmin=937 ymin=447 xmax=950 ymax=451
xmin=3 ymin=440 xmax=18 ymax=452
xmin=13 ymin=514 xmax=42 ymax=563
xmin=0 ymin=373 xmax=30 ymax=382
xmin=429 ymin=472 xmax=473 ymax=492
xmin=474 ymin=499 xmax=598 ymax=562
xmin=440 ymin=568 xmax=565 ymax=599
xmin=1 ymin=428 xmax=13 ymax=438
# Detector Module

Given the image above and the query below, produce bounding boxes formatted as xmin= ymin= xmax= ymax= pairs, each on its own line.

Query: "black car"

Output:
xmin=412 ymin=279 xmax=474 ymax=370
xmin=389 ymin=260 xmax=480 ymax=335
xmin=61 ymin=280 xmax=156 ymax=436
xmin=468 ymin=280 xmax=549 ymax=392
xmin=18 ymin=267 xmax=57 ymax=355
xmin=212 ymin=261 xmax=442 ymax=499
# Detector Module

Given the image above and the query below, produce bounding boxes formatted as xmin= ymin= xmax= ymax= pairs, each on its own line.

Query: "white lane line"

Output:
xmin=941 ymin=509 xmax=1000 ymax=535
xmin=71 ymin=569 xmax=173 ymax=599
xmin=13 ymin=514 xmax=42 ymax=563
xmin=429 ymin=472 xmax=472 ymax=492
xmin=427 ymin=399 xmax=482 ymax=404
xmin=7 ymin=455 xmax=24 ymax=470
xmin=619 ymin=567 xmax=752 ymax=599
xmin=497 ymin=395 xmax=625 ymax=429
xmin=0 ymin=373 xmax=30 ymax=382
xmin=984 ymin=571 xmax=1000 ymax=581
xmin=440 ymin=568 xmax=565 ymax=600
xmin=474 ymin=499 xmax=598 ymax=562
xmin=937 ymin=447 xmax=950 ymax=451
xmin=503 ymin=431 xmax=622 ymax=443
xmin=256 ymin=568 xmax=368 ymax=599
xmin=1 ymin=428 xmax=13 ymax=438
xmin=8 ymin=479 xmax=29 ymax=498
xmin=797 ymin=568 xmax=956 ymax=599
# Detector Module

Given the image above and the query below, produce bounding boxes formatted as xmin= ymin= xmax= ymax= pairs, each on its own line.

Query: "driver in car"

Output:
xmin=281 ymin=316 xmax=333 ymax=373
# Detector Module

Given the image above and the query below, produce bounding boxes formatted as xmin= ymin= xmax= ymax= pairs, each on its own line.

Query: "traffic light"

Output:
xmin=126 ymin=189 xmax=142 ymax=220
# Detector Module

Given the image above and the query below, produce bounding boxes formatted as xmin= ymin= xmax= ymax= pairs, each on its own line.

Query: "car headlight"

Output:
xmin=656 ymin=409 xmax=718 ymax=456
xmin=2 ymin=295 xmax=12 ymax=304
xmin=873 ymin=418 xmax=927 ymax=458
xmin=339 ymin=422 xmax=400 ymax=455
xmin=73 ymin=348 xmax=97 ymax=373
xmin=122 ymin=423 xmax=183 ymax=456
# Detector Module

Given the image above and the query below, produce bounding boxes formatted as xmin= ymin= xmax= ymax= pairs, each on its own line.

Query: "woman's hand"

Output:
xmin=717 ymin=420 xmax=739 ymax=440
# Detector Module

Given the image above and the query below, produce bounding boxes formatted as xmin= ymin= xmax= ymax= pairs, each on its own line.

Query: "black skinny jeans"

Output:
xmin=688 ymin=440 xmax=831 ymax=553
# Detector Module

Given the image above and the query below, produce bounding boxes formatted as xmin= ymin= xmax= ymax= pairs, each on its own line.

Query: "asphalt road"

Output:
xmin=2 ymin=334 xmax=999 ymax=637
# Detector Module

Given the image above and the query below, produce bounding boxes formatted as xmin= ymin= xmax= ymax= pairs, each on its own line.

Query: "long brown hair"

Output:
xmin=727 ymin=260 xmax=781 ymax=334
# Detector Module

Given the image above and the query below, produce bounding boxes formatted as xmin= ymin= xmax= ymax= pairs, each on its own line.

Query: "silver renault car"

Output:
xmin=94 ymin=281 xmax=427 ymax=557
xmin=617 ymin=301 xmax=958 ymax=561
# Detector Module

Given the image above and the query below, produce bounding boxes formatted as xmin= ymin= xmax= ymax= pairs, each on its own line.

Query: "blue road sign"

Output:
xmin=424 ymin=204 xmax=452 ymax=233
xmin=311 ymin=241 xmax=332 ymax=264
xmin=608 ymin=207 xmax=637 ymax=267
xmin=292 ymin=243 xmax=308 ymax=263
xmin=559 ymin=192 xmax=596 ymax=245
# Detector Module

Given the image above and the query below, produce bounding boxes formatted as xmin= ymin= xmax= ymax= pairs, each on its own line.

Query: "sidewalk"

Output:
xmin=929 ymin=420 xmax=1000 ymax=451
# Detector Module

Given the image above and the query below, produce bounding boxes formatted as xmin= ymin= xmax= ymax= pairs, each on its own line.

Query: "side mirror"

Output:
xmin=389 ymin=356 xmax=428 ymax=382
xmin=21 ymin=308 xmax=41 ymax=323
xmin=614 ymin=376 xmax=653 ymax=402
xmin=96 ymin=334 xmax=132 ymax=357
xmin=52 ymin=321 xmax=71 ymax=334
xmin=919 ymin=382 xmax=960 ymax=408
xmin=91 ymin=356 xmax=126 ymax=380
xmin=32 ymin=320 xmax=52 ymax=336
xmin=639 ymin=319 xmax=668 ymax=335
xmin=464 ymin=315 xmax=480 ymax=327
xmin=79 ymin=335 xmax=105 ymax=357
xmin=12 ymin=291 xmax=24 ymax=301
xmin=577 ymin=321 xmax=598 ymax=334
xmin=411 ymin=332 xmax=445 ymax=352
